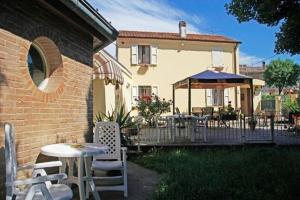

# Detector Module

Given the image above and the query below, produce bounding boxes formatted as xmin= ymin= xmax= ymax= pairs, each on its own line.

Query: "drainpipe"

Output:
xmin=188 ymin=78 xmax=191 ymax=115
xmin=233 ymin=44 xmax=238 ymax=109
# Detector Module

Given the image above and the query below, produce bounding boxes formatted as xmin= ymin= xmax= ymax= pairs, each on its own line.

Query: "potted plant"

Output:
xmin=219 ymin=102 xmax=238 ymax=120
xmin=248 ymin=116 xmax=257 ymax=131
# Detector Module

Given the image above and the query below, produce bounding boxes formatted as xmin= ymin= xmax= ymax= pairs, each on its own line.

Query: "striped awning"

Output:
xmin=93 ymin=53 xmax=124 ymax=85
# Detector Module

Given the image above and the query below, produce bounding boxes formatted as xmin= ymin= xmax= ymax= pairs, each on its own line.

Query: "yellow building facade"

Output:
xmin=116 ymin=24 xmax=244 ymax=114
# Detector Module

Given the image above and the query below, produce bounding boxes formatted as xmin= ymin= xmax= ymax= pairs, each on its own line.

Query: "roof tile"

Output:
xmin=118 ymin=30 xmax=240 ymax=43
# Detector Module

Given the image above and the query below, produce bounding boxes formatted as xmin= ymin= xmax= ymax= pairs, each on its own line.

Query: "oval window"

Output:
xmin=27 ymin=43 xmax=48 ymax=89
xmin=26 ymin=37 xmax=63 ymax=94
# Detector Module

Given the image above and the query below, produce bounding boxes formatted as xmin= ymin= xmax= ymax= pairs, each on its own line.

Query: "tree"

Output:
xmin=263 ymin=59 xmax=300 ymax=95
xmin=225 ymin=0 xmax=300 ymax=55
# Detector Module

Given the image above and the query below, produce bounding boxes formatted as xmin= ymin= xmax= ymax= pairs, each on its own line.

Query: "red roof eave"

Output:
xmin=118 ymin=31 xmax=241 ymax=44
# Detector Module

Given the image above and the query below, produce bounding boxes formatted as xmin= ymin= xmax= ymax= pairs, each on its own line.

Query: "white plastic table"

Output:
xmin=41 ymin=143 xmax=108 ymax=200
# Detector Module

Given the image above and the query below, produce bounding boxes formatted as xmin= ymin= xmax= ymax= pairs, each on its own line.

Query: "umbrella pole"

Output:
xmin=223 ymin=88 xmax=225 ymax=107
xmin=172 ymin=84 xmax=175 ymax=114
xmin=250 ymin=79 xmax=254 ymax=116
xmin=188 ymin=79 xmax=191 ymax=115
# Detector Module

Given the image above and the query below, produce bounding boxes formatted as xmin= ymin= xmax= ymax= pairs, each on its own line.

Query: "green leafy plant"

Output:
xmin=296 ymin=93 xmax=300 ymax=110
xmin=219 ymin=103 xmax=238 ymax=120
xmin=95 ymin=104 xmax=137 ymax=146
xmin=282 ymin=96 xmax=299 ymax=114
xmin=261 ymin=94 xmax=276 ymax=100
xmin=226 ymin=0 xmax=300 ymax=55
xmin=95 ymin=104 xmax=136 ymax=130
xmin=136 ymin=95 xmax=172 ymax=126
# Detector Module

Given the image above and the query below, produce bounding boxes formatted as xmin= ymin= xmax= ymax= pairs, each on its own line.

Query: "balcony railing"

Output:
xmin=126 ymin=113 xmax=300 ymax=147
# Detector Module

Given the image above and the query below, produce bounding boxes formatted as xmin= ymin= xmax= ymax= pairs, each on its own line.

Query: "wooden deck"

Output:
xmin=130 ymin=120 xmax=300 ymax=146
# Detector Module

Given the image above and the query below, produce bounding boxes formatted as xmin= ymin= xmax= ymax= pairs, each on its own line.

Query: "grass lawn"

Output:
xmin=133 ymin=147 xmax=300 ymax=200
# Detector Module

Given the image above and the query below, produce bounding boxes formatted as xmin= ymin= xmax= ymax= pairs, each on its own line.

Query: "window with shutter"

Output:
xmin=132 ymin=85 xmax=160 ymax=105
xmin=212 ymin=47 xmax=223 ymax=67
xmin=212 ymin=89 xmax=224 ymax=106
xmin=206 ymin=89 xmax=212 ymax=106
xmin=150 ymin=46 xmax=157 ymax=65
xmin=131 ymin=45 xmax=138 ymax=65
xmin=224 ymin=89 xmax=229 ymax=106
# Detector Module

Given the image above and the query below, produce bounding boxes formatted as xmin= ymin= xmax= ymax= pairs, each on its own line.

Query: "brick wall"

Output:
xmin=0 ymin=1 xmax=94 ymax=196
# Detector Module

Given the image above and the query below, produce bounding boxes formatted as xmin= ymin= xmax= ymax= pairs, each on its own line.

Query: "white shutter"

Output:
xmin=131 ymin=86 xmax=138 ymax=105
xmin=152 ymin=86 xmax=158 ymax=96
xmin=131 ymin=45 xmax=138 ymax=65
xmin=150 ymin=46 xmax=157 ymax=65
xmin=212 ymin=48 xmax=223 ymax=67
xmin=224 ymin=89 xmax=229 ymax=106
xmin=206 ymin=89 xmax=212 ymax=106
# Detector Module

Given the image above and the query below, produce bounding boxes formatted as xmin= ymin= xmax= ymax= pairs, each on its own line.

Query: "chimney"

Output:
xmin=262 ymin=61 xmax=266 ymax=69
xmin=179 ymin=21 xmax=187 ymax=38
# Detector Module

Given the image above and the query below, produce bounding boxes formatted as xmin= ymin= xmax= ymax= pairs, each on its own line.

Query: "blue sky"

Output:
xmin=90 ymin=0 xmax=300 ymax=65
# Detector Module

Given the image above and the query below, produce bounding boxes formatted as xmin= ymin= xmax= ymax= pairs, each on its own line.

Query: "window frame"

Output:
xmin=212 ymin=47 xmax=223 ymax=67
xmin=24 ymin=36 xmax=64 ymax=100
xmin=27 ymin=42 xmax=50 ymax=88
xmin=138 ymin=45 xmax=151 ymax=64
xmin=212 ymin=89 xmax=224 ymax=106
xmin=131 ymin=85 xmax=159 ymax=105
xmin=138 ymin=85 xmax=152 ymax=98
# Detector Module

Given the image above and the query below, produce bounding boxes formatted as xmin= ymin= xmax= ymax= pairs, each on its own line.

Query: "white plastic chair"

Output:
xmin=90 ymin=122 xmax=128 ymax=198
xmin=156 ymin=117 xmax=170 ymax=143
xmin=4 ymin=122 xmax=73 ymax=200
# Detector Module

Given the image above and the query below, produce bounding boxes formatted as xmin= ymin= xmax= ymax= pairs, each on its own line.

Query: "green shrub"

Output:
xmin=262 ymin=94 xmax=276 ymax=100
xmin=95 ymin=104 xmax=136 ymax=146
xmin=282 ymin=96 xmax=299 ymax=114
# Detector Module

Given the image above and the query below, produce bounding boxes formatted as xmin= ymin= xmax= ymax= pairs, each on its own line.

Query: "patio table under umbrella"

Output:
xmin=172 ymin=70 xmax=254 ymax=115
